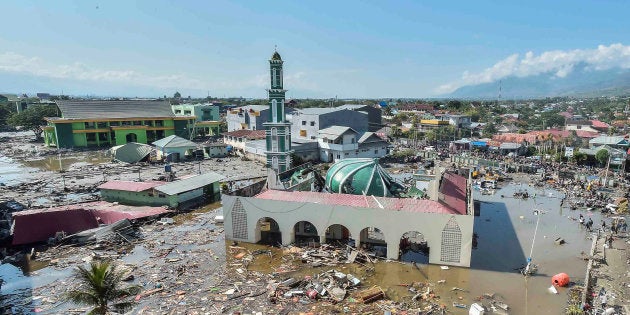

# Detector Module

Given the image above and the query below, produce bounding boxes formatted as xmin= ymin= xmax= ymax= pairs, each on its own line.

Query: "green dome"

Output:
xmin=271 ymin=51 xmax=282 ymax=61
xmin=325 ymin=158 xmax=404 ymax=197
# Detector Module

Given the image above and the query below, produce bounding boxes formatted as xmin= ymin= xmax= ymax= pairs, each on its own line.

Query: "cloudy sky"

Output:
xmin=0 ymin=0 xmax=628 ymax=98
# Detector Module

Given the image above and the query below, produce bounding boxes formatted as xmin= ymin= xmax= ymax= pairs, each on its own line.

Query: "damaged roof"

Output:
xmin=154 ymin=172 xmax=225 ymax=195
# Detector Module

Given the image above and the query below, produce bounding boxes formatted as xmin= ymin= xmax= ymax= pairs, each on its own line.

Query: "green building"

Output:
xmin=43 ymin=100 xmax=195 ymax=148
xmin=171 ymin=103 xmax=222 ymax=137
xmin=264 ymin=50 xmax=293 ymax=173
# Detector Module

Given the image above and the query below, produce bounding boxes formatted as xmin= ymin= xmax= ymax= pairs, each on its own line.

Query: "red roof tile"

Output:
xmin=97 ymin=181 xmax=164 ymax=192
xmin=255 ymin=190 xmax=463 ymax=215
xmin=590 ymin=120 xmax=610 ymax=129
xmin=439 ymin=172 xmax=467 ymax=215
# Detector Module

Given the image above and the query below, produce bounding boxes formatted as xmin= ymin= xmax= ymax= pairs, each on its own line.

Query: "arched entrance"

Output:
xmin=359 ymin=227 xmax=387 ymax=258
xmin=256 ymin=217 xmax=281 ymax=246
xmin=293 ymin=221 xmax=319 ymax=246
xmin=325 ymin=224 xmax=353 ymax=246
xmin=125 ymin=133 xmax=138 ymax=143
xmin=399 ymin=231 xmax=429 ymax=264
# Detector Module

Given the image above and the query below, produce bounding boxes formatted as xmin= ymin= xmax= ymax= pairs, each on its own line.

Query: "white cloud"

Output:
xmin=0 ymin=51 xmax=213 ymax=91
xmin=436 ymin=43 xmax=630 ymax=94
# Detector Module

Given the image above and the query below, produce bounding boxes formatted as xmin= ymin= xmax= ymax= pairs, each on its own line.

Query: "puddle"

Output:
xmin=21 ymin=151 xmax=112 ymax=172
xmin=0 ymin=155 xmax=37 ymax=186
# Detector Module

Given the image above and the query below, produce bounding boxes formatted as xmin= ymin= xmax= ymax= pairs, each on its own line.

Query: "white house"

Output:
xmin=318 ymin=126 xmax=359 ymax=162
xmin=152 ymin=135 xmax=198 ymax=162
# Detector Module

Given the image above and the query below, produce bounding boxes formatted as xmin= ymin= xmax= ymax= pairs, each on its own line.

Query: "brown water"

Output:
xmin=21 ymin=151 xmax=112 ymax=172
xmin=229 ymin=182 xmax=601 ymax=314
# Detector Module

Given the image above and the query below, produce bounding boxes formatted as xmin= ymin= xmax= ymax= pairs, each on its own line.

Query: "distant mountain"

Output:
xmin=444 ymin=65 xmax=630 ymax=99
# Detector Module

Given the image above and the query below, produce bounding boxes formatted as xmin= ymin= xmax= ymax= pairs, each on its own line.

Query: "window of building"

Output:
xmin=155 ymin=120 xmax=164 ymax=127
xmin=344 ymin=152 xmax=349 ymax=156
xmin=86 ymin=133 xmax=96 ymax=141
xmin=374 ymin=149 xmax=378 ymax=154
xmin=272 ymin=68 xmax=277 ymax=87
xmin=310 ymin=121 xmax=315 ymax=126
xmin=110 ymin=121 xmax=120 ymax=126
xmin=133 ymin=121 xmax=142 ymax=126
xmin=158 ymin=194 xmax=166 ymax=198
xmin=271 ymin=127 xmax=278 ymax=152
xmin=184 ymin=110 xmax=191 ymax=115
xmin=336 ymin=154 xmax=341 ymax=159
xmin=300 ymin=130 xmax=307 ymax=137
xmin=144 ymin=120 xmax=153 ymax=126
xmin=84 ymin=122 xmax=95 ymax=129
xmin=272 ymin=156 xmax=279 ymax=169
xmin=351 ymin=137 xmax=355 ymax=144
xmin=97 ymin=122 xmax=107 ymax=128
xmin=302 ymin=121 xmax=306 ymax=125
xmin=174 ymin=110 xmax=181 ymax=114
xmin=310 ymin=136 xmax=316 ymax=140
xmin=98 ymin=133 xmax=108 ymax=141
xmin=271 ymin=99 xmax=278 ymax=123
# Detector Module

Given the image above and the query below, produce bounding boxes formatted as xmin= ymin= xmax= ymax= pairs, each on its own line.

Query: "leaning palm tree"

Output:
xmin=66 ymin=260 xmax=141 ymax=315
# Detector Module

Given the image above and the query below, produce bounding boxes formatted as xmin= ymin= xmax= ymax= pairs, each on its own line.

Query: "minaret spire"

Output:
xmin=264 ymin=49 xmax=293 ymax=183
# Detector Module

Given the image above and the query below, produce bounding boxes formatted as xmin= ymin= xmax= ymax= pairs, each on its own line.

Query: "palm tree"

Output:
xmin=66 ymin=260 xmax=141 ymax=315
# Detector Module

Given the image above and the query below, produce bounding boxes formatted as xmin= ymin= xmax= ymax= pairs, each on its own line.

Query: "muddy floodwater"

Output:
xmin=20 ymin=151 xmax=112 ymax=172
xmin=233 ymin=182 xmax=600 ymax=314
xmin=0 ymin=182 xmax=600 ymax=314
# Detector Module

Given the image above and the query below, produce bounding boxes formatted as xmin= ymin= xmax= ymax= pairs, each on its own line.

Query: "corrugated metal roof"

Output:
xmin=318 ymin=126 xmax=357 ymax=137
xmin=97 ymin=180 xmax=164 ymax=192
xmin=56 ymin=100 xmax=175 ymax=120
xmin=11 ymin=201 xmax=170 ymax=245
xmin=152 ymin=135 xmax=198 ymax=148
xmin=110 ymin=142 xmax=153 ymax=163
xmin=154 ymin=172 xmax=225 ymax=195
xmin=255 ymin=190 xmax=461 ymax=214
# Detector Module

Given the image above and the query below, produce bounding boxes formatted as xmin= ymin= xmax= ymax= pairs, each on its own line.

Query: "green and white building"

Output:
xmin=43 ymin=100 xmax=195 ymax=148
xmin=172 ymin=103 xmax=222 ymax=137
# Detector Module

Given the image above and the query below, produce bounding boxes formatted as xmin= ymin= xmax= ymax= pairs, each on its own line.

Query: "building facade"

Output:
xmin=290 ymin=107 xmax=369 ymax=141
xmin=44 ymin=100 xmax=194 ymax=148
xmin=172 ymin=103 xmax=222 ymax=136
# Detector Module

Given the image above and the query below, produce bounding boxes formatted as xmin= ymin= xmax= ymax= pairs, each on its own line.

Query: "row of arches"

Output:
xmin=255 ymin=218 xmax=430 ymax=263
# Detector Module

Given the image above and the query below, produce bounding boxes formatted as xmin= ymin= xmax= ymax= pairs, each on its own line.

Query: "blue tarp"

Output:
xmin=471 ymin=141 xmax=487 ymax=147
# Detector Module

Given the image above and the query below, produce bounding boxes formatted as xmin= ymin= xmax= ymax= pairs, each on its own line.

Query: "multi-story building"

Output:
xmin=43 ymin=100 xmax=194 ymax=148
xmin=172 ymin=103 xmax=222 ymax=136
xmin=337 ymin=104 xmax=383 ymax=131
xmin=318 ymin=126 xmax=390 ymax=162
xmin=290 ymin=107 xmax=368 ymax=141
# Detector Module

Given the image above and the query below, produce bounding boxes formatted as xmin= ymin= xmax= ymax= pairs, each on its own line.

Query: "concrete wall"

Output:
xmin=291 ymin=110 xmax=368 ymax=141
xmin=223 ymin=195 xmax=474 ymax=267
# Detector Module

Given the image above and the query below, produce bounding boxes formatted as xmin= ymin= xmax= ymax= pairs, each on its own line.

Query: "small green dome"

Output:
xmin=325 ymin=158 xmax=404 ymax=197
xmin=271 ymin=51 xmax=282 ymax=61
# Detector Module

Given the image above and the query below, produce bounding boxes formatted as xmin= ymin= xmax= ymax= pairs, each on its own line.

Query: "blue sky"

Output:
xmin=0 ymin=0 xmax=628 ymax=98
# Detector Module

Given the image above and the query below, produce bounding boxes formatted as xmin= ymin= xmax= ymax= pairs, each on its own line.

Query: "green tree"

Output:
xmin=595 ymin=149 xmax=610 ymax=166
xmin=0 ymin=103 xmax=15 ymax=127
xmin=7 ymin=105 xmax=59 ymax=140
xmin=173 ymin=91 xmax=181 ymax=98
xmin=66 ymin=260 xmax=141 ymax=315
xmin=482 ymin=123 xmax=497 ymax=137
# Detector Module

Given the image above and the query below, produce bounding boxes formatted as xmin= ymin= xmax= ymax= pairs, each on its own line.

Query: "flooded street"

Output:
xmin=226 ymin=181 xmax=600 ymax=314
